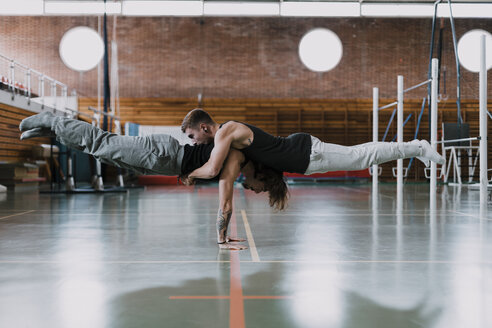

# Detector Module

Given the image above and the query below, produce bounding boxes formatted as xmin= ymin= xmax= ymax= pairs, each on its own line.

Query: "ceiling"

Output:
xmin=4 ymin=0 xmax=492 ymax=18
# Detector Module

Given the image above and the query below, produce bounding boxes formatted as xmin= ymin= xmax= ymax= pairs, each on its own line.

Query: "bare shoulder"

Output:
xmin=215 ymin=121 xmax=253 ymax=149
xmin=220 ymin=121 xmax=244 ymax=131
xmin=218 ymin=121 xmax=251 ymax=139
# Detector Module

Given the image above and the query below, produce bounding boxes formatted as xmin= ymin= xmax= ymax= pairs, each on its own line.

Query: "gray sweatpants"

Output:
xmin=304 ymin=136 xmax=422 ymax=174
xmin=52 ymin=117 xmax=184 ymax=176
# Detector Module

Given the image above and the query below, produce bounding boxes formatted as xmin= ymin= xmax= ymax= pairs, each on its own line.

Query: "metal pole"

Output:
xmin=436 ymin=136 xmax=481 ymax=144
xmin=62 ymin=86 xmax=68 ymax=116
xmin=397 ymin=76 xmax=404 ymax=209
xmin=66 ymin=152 xmax=75 ymax=191
xmin=26 ymin=69 xmax=31 ymax=102
xmin=91 ymin=114 xmax=104 ymax=191
xmin=97 ymin=16 xmax=101 ymax=112
xmin=10 ymin=60 xmax=15 ymax=99
xmin=51 ymin=81 xmax=56 ymax=110
xmin=430 ymin=58 xmax=439 ymax=209
xmin=40 ymin=75 xmax=45 ymax=108
xmin=479 ymin=34 xmax=488 ymax=213
xmin=427 ymin=0 xmax=441 ymax=140
xmin=373 ymin=87 xmax=379 ymax=209
xmin=447 ymin=0 xmax=462 ymax=124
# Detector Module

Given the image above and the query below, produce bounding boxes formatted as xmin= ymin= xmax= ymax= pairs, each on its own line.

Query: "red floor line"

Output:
xmin=169 ymin=295 xmax=292 ymax=300
xmin=169 ymin=296 xmax=230 ymax=299
xmin=230 ymin=209 xmax=238 ymax=239
xmin=229 ymin=211 xmax=246 ymax=328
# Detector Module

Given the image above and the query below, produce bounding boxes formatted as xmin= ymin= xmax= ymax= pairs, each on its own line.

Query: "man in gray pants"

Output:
xmin=21 ymin=112 xmax=185 ymax=176
xmin=19 ymin=111 xmax=288 ymax=250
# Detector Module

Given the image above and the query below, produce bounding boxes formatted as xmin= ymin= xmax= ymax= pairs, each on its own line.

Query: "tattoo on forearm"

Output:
xmin=248 ymin=138 xmax=252 ymax=145
xmin=217 ymin=209 xmax=232 ymax=241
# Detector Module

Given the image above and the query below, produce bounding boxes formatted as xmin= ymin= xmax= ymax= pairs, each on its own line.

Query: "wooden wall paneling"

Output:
xmin=75 ymin=97 xmax=491 ymax=181
xmin=0 ymin=104 xmax=50 ymax=162
xmin=275 ymin=110 xmax=278 ymax=136
xmin=298 ymin=109 xmax=301 ymax=133
xmin=344 ymin=107 xmax=348 ymax=145
xmin=322 ymin=110 xmax=326 ymax=141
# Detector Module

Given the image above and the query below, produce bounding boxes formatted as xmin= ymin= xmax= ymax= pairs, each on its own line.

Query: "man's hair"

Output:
xmin=181 ymin=108 xmax=214 ymax=133
xmin=252 ymin=162 xmax=289 ymax=211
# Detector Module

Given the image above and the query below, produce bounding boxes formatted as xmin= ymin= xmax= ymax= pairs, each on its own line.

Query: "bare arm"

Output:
xmin=188 ymin=124 xmax=237 ymax=180
xmin=216 ymin=149 xmax=247 ymax=250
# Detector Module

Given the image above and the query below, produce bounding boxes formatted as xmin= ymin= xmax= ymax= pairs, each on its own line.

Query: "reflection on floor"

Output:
xmin=0 ymin=183 xmax=490 ymax=328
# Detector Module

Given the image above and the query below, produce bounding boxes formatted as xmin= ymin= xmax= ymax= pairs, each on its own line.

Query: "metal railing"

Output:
xmin=0 ymin=53 xmax=75 ymax=112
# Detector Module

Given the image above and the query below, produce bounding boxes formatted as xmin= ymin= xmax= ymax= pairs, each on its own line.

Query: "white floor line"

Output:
xmin=0 ymin=260 xmax=490 ymax=265
xmin=338 ymin=186 xmax=394 ymax=199
xmin=248 ymin=260 xmax=492 ymax=264
xmin=22 ymin=212 xmax=446 ymax=217
xmin=25 ymin=209 xmax=438 ymax=214
xmin=0 ymin=260 xmax=231 ymax=264
xmin=242 ymin=209 xmax=436 ymax=213
xmin=40 ymin=212 xmax=220 ymax=216
xmin=448 ymin=210 xmax=492 ymax=221
xmin=0 ymin=210 xmax=35 ymax=221
xmin=241 ymin=210 xmax=260 ymax=262
xmin=244 ymin=213 xmax=446 ymax=217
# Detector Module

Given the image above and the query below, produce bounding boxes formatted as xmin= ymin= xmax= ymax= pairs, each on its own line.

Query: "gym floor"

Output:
xmin=0 ymin=183 xmax=490 ymax=328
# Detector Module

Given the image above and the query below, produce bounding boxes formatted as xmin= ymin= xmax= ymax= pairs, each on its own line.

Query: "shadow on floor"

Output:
xmin=108 ymin=263 xmax=442 ymax=328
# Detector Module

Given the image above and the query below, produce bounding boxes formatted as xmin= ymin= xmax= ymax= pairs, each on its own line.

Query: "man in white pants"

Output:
xmin=180 ymin=108 xmax=445 ymax=183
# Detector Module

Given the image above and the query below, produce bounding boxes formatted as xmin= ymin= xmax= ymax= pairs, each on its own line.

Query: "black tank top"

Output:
xmin=239 ymin=122 xmax=312 ymax=174
xmin=181 ymin=143 xmax=215 ymax=175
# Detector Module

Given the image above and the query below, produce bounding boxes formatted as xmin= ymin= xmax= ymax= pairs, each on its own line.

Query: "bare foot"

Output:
xmin=219 ymin=242 xmax=248 ymax=250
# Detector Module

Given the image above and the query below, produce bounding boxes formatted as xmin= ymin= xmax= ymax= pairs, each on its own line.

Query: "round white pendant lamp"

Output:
xmin=298 ymin=28 xmax=343 ymax=73
xmin=457 ymin=29 xmax=492 ymax=72
xmin=59 ymin=26 xmax=104 ymax=72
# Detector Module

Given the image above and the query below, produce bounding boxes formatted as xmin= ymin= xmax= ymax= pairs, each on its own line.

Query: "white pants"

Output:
xmin=304 ymin=136 xmax=422 ymax=175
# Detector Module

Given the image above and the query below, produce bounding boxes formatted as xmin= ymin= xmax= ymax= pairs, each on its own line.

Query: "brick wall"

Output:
xmin=0 ymin=16 xmax=490 ymax=99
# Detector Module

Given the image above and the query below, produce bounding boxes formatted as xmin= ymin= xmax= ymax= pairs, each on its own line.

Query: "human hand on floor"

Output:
xmin=180 ymin=174 xmax=195 ymax=186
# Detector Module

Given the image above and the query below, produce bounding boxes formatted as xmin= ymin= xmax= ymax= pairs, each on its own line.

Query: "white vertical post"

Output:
xmin=91 ymin=113 xmax=104 ymax=191
xmin=66 ymin=153 xmax=75 ymax=191
xmin=10 ymin=60 xmax=15 ymax=99
xmin=397 ymin=76 xmax=404 ymax=210
xmin=40 ymin=75 xmax=45 ymax=108
xmin=24 ymin=71 xmax=28 ymax=97
xmin=479 ymin=34 xmax=488 ymax=213
xmin=468 ymin=148 xmax=473 ymax=183
xmin=61 ymin=86 xmax=68 ymax=116
xmin=26 ymin=69 xmax=31 ymax=101
xmin=430 ymin=58 xmax=439 ymax=210
xmin=373 ymin=87 xmax=379 ymax=208
xmin=51 ymin=81 xmax=56 ymax=110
